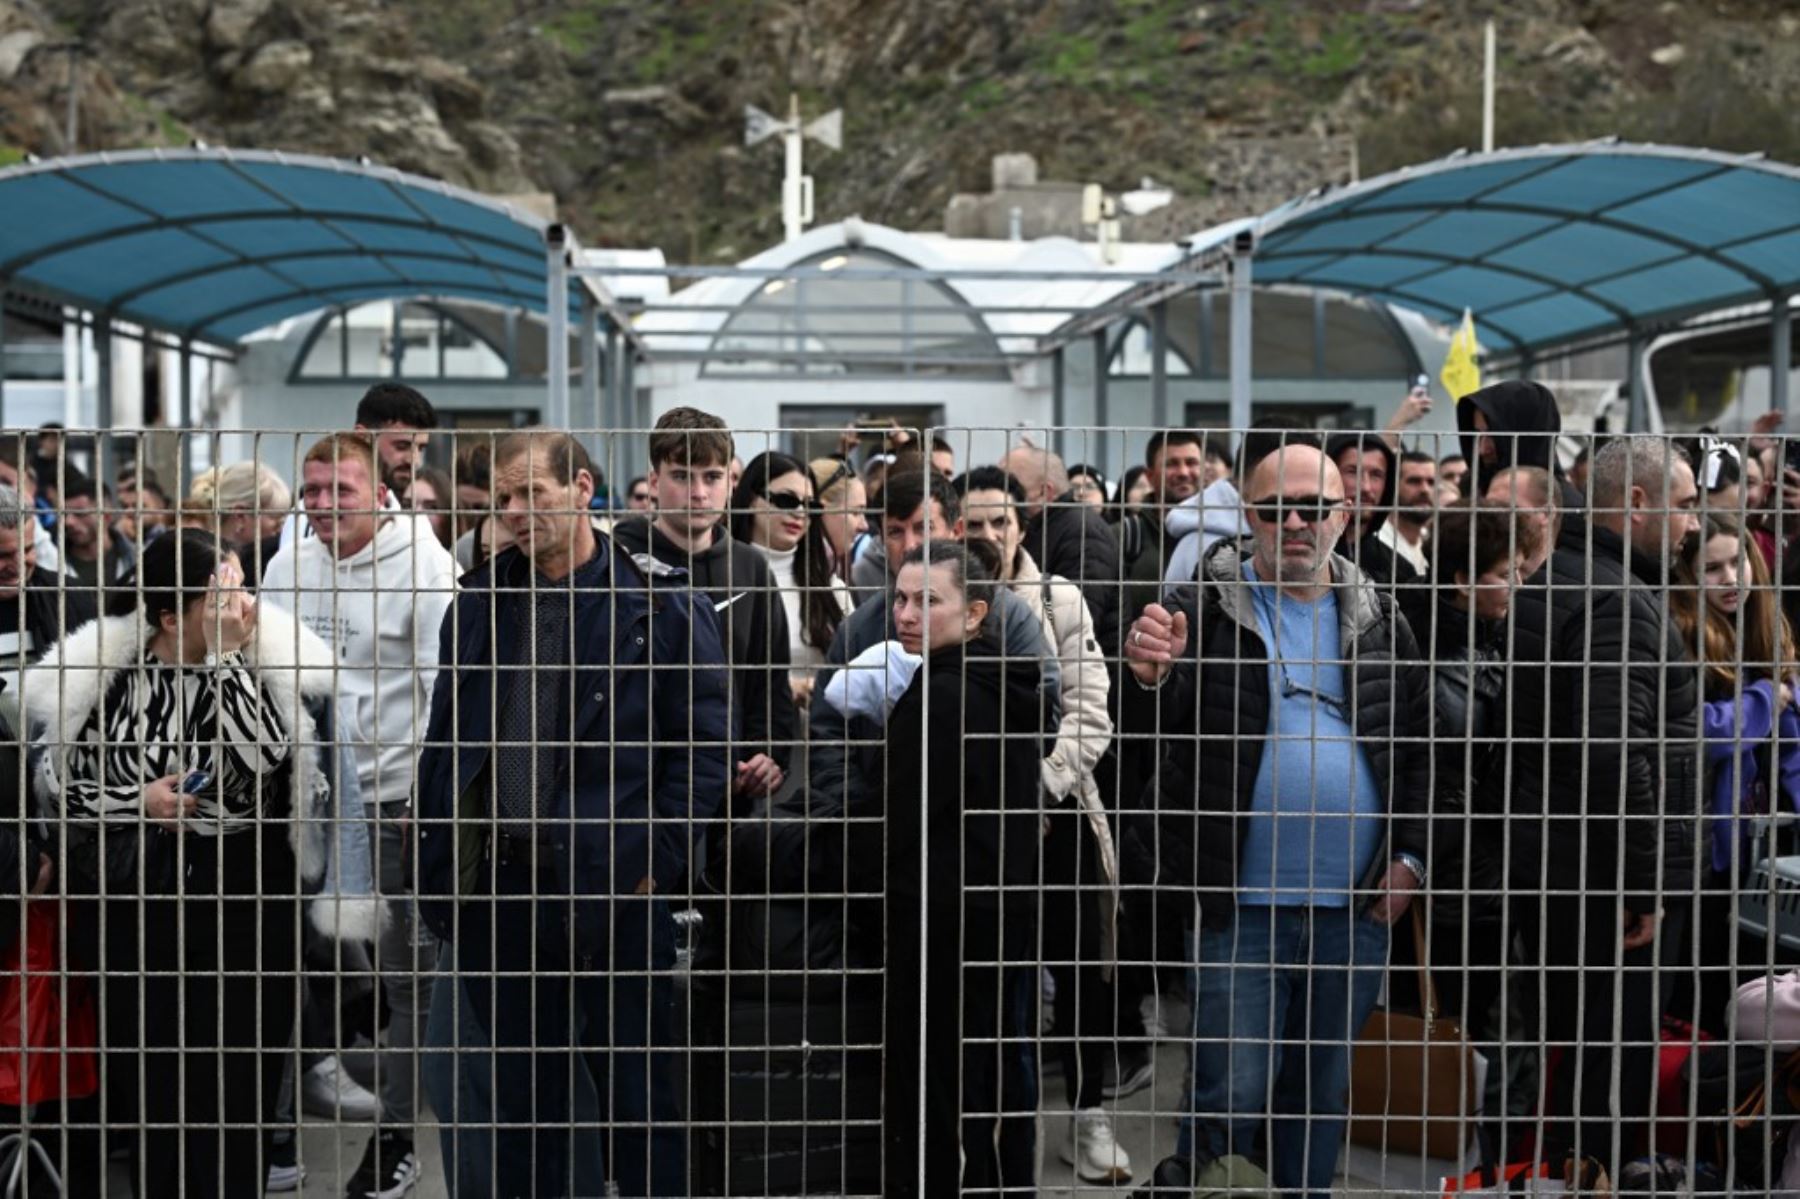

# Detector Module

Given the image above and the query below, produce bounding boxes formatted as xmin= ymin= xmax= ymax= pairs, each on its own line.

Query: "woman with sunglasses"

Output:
xmin=730 ymin=452 xmax=854 ymax=706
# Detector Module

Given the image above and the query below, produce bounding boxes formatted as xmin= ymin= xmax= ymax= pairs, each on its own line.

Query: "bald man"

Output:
xmin=1002 ymin=443 xmax=1122 ymax=654
xmin=1119 ymin=445 xmax=1431 ymax=1195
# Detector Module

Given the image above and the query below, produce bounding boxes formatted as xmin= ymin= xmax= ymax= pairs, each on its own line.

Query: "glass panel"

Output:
xmin=344 ymin=300 xmax=393 ymax=377
xmin=297 ymin=311 xmax=345 ymax=378
xmin=705 ymin=249 xmax=1007 ymax=378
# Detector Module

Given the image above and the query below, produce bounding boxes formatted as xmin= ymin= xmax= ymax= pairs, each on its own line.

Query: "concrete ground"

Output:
xmin=265 ymin=1016 xmax=1436 ymax=1198
xmin=98 ymin=999 xmax=1447 ymax=1197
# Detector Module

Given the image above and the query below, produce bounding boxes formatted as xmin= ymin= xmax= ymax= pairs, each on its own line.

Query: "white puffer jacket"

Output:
xmin=1012 ymin=549 xmax=1119 ymax=965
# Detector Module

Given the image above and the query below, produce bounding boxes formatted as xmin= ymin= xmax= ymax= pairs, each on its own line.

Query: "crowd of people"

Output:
xmin=1 ymin=378 xmax=1798 ymax=1198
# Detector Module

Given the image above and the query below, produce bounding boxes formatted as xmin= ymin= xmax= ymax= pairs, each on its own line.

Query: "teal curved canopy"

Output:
xmin=1251 ymin=142 xmax=1800 ymax=354
xmin=0 ymin=148 xmax=564 ymax=345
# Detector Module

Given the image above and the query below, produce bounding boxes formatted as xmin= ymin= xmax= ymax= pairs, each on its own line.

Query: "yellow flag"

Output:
xmin=1441 ymin=310 xmax=1482 ymax=400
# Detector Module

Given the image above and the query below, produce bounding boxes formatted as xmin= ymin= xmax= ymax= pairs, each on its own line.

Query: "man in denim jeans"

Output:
xmin=1122 ymin=442 xmax=1432 ymax=1196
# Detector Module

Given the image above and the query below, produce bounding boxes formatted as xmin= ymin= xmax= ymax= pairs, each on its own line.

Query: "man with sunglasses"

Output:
xmin=1120 ymin=443 xmax=1431 ymax=1197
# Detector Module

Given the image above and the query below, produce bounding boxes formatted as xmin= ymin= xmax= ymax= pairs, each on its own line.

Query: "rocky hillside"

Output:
xmin=3 ymin=0 xmax=1797 ymax=260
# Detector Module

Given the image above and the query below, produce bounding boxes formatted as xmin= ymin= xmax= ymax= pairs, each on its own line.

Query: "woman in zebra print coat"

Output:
xmin=24 ymin=528 xmax=348 ymax=1199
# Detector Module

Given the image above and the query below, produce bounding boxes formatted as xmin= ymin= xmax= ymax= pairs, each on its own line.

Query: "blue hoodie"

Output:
xmin=1703 ymin=678 xmax=1800 ymax=876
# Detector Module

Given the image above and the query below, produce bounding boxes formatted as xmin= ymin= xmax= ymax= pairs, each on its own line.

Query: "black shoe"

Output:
xmin=1132 ymin=1153 xmax=1196 ymax=1199
xmin=343 ymin=1131 xmax=420 ymax=1199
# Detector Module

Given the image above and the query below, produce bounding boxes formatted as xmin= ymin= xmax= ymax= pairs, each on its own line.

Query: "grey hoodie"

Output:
xmin=1163 ymin=478 xmax=1248 ymax=593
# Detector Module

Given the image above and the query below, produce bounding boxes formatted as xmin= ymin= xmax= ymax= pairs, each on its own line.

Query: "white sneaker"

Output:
xmin=266 ymin=1160 xmax=305 ymax=1192
xmin=300 ymin=1055 xmax=381 ymax=1121
xmin=1061 ymin=1108 xmax=1134 ymax=1184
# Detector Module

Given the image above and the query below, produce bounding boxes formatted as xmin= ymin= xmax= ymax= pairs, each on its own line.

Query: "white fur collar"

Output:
xmin=24 ymin=601 xmax=339 ymax=891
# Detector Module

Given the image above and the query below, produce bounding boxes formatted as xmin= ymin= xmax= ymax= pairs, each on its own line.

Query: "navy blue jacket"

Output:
xmin=415 ymin=539 xmax=732 ymax=949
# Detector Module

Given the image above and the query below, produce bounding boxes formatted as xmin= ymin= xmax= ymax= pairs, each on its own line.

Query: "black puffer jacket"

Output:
xmin=1402 ymin=589 xmax=1510 ymax=924
xmin=1022 ymin=494 xmax=1122 ymax=655
xmin=1120 ymin=540 xmax=1432 ymax=925
xmin=1502 ymin=521 xmax=1700 ymax=909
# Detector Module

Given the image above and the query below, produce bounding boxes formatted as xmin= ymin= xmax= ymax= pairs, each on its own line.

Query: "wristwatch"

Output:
xmin=1391 ymin=851 xmax=1426 ymax=888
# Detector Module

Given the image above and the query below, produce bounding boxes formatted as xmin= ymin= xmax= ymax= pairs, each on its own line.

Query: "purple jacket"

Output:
xmin=1703 ymin=679 xmax=1800 ymax=876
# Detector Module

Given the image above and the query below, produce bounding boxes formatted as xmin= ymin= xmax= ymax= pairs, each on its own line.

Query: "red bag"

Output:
xmin=1655 ymin=1015 xmax=1713 ymax=1156
xmin=0 ymin=903 xmax=96 ymax=1107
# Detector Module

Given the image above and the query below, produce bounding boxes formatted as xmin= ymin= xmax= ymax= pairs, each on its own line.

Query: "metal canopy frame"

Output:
xmin=1238 ymin=141 xmax=1800 ymax=423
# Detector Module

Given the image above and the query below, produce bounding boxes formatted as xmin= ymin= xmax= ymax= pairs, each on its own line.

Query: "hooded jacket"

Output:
xmin=259 ymin=509 xmax=458 ymax=806
xmin=1163 ymin=478 xmax=1249 ymax=592
xmin=611 ymin=517 xmax=799 ymax=775
xmin=1119 ymin=539 xmax=1432 ymax=925
xmin=22 ymin=605 xmax=381 ymax=944
xmin=1457 ymin=378 xmax=1564 ymax=499
xmin=1325 ymin=432 xmax=1419 ymax=589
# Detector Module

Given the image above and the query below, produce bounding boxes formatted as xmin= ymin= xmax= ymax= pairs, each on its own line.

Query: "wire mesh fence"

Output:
xmin=0 ymin=421 xmax=1794 ymax=1197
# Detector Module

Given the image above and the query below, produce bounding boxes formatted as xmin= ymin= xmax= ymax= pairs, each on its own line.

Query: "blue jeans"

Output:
xmin=422 ymin=959 xmax=607 ymax=1198
xmin=1178 ymin=904 xmax=1389 ymax=1199
xmin=432 ymin=855 xmax=680 ymax=1197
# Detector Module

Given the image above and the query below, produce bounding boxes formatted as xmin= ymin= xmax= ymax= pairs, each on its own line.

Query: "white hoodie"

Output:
xmin=260 ymin=510 xmax=457 ymax=806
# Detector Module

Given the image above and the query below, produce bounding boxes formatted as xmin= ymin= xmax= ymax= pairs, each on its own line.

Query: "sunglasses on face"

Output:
xmin=1247 ymin=494 xmax=1343 ymax=525
xmin=761 ymin=491 xmax=810 ymax=513
xmin=629 ymin=491 xmax=651 ymax=502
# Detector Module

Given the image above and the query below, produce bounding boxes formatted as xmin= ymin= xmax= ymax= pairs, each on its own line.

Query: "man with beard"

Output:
xmin=1120 ymin=430 xmax=1207 ymax=616
xmin=1326 ymin=432 xmax=1420 ymax=588
xmin=1500 ymin=436 xmax=1700 ymax=1171
xmin=1376 ymin=450 xmax=1437 ymax=575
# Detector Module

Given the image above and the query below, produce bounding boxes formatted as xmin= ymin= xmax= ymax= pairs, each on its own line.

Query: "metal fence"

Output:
xmin=0 ymin=424 xmax=1795 ymax=1198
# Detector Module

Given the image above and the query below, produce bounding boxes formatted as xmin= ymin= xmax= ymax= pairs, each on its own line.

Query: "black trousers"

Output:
xmin=123 ymin=827 xmax=300 ymax=1199
xmin=1042 ymin=806 xmax=1116 ymax=1111
xmin=883 ymin=905 xmax=1037 ymax=1199
xmin=1505 ymin=892 xmax=1659 ymax=1171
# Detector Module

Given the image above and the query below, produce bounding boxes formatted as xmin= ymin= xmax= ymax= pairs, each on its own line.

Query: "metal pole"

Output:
xmin=1229 ymin=230 xmax=1255 ymax=444
xmin=1092 ymin=329 xmax=1110 ymax=479
xmin=1773 ymin=295 xmax=1792 ymax=416
xmin=622 ymin=349 xmax=642 ymax=480
xmin=580 ymin=290 xmax=600 ymax=456
xmin=1051 ymin=347 xmax=1066 ymax=458
xmin=1626 ymin=325 xmax=1648 ymax=433
xmin=783 ymin=94 xmax=804 ymax=243
xmin=1150 ymin=302 xmax=1169 ymax=429
xmin=545 ymin=225 xmax=570 ymax=429
xmin=1483 ymin=20 xmax=1497 ymax=154
xmin=96 ymin=312 xmax=113 ymax=487
xmin=0 ymin=289 xmax=8 ymax=430
xmin=178 ymin=338 xmax=193 ymax=494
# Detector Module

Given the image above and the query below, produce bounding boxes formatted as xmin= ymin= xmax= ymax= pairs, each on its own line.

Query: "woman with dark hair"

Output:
xmin=1671 ymin=514 xmax=1800 ymax=1034
xmin=1065 ymin=463 xmax=1108 ymax=510
xmin=730 ymin=451 xmax=853 ymax=704
xmin=24 ymin=529 xmax=347 ymax=1198
xmin=407 ymin=464 xmax=456 ymax=550
xmin=1394 ymin=502 xmax=1525 ymax=1066
xmin=822 ymin=539 xmax=1051 ymax=1197
xmin=1111 ymin=465 xmax=1150 ymax=524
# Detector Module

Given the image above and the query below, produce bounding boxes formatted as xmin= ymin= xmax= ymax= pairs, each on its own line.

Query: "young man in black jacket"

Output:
xmin=1122 ymin=443 xmax=1432 ymax=1195
xmin=1499 ymin=436 xmax=1700 ymax=1171
xmin=611 ymin=407 xmax=799 ymax=809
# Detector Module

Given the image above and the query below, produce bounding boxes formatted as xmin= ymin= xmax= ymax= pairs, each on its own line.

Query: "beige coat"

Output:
xmin=1012 ymin=549 xmax=1119 ymax=968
